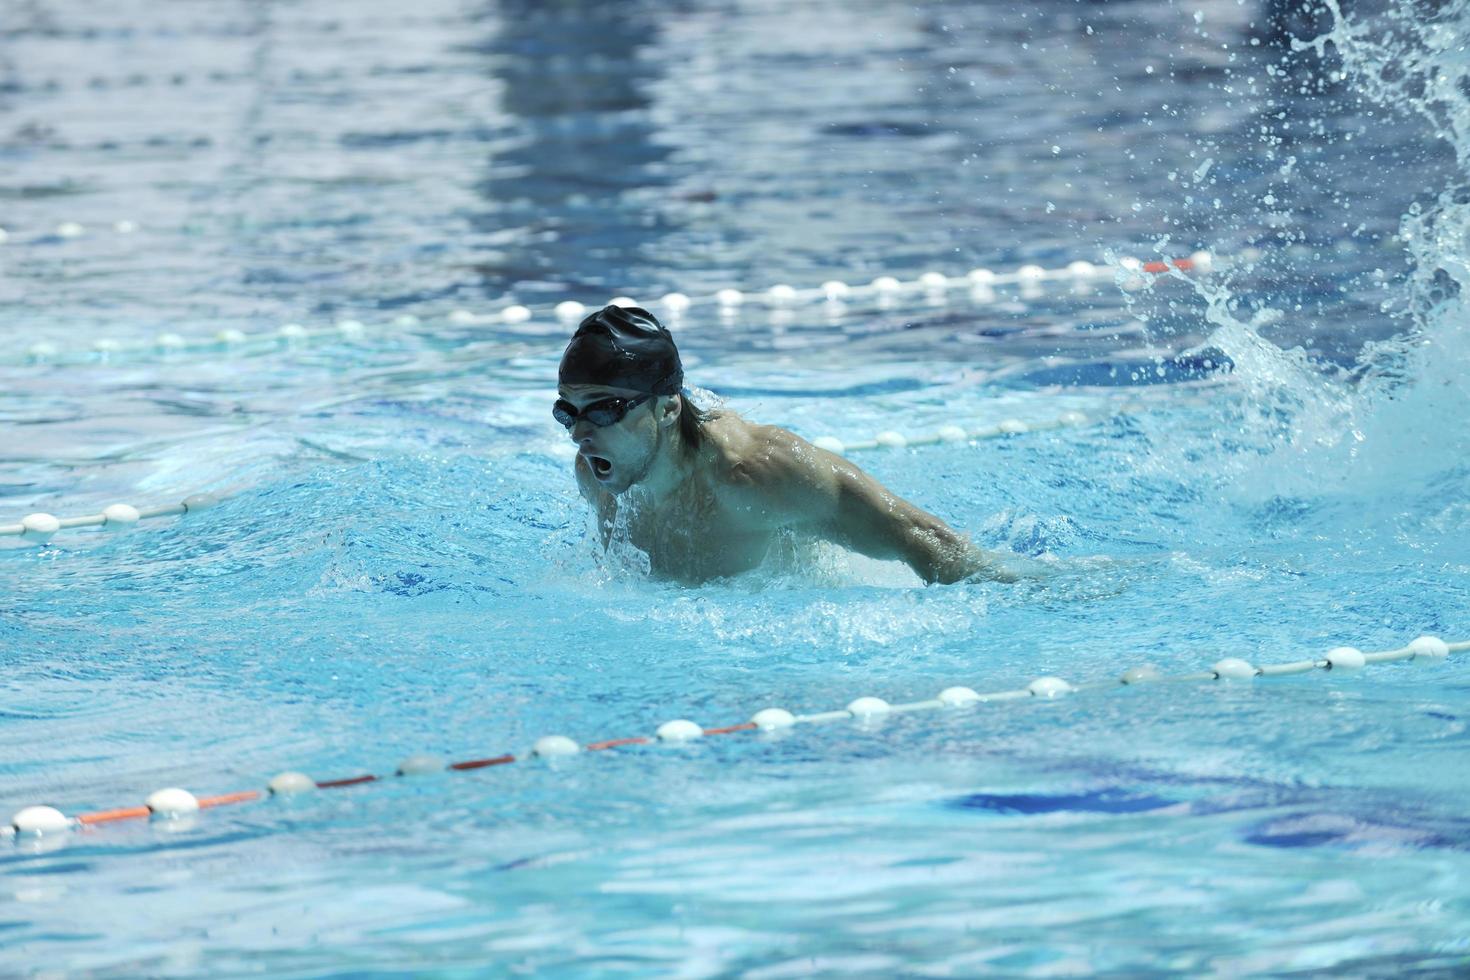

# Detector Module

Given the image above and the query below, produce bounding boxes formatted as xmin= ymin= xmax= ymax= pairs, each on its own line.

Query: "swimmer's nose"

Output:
xmin=572 ymin=420 xmax=596 ymax=443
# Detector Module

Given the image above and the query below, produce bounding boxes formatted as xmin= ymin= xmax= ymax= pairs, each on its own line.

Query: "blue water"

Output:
xmin=3 ymin=0 xmax=1469 ymax=975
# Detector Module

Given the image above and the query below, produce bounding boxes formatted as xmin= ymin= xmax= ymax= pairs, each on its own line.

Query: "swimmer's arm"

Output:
xmin=823 ymin=468 xmax=1019 ymax=585
xmin=743 ymin=430 xmax=1017 ymax=585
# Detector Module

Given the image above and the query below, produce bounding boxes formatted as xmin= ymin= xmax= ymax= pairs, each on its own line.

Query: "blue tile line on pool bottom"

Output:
xmin=7 ymin=252 xmax=1215 ymax=366
xmin=3 ymin=636 xmax=1463 ymax=845
xmin=0 ymin=404 xmax=1130 ymax=542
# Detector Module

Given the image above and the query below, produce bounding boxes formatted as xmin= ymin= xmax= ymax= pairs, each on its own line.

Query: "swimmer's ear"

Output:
xmin=657 ymin=394 xmax=681 ymax=428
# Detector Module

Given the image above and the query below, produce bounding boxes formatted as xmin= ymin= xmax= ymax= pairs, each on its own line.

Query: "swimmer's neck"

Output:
xmin=628 ymin=421 xmax=698 ymax=507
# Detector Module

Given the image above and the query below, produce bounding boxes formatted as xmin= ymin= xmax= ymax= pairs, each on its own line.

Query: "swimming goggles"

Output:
xmin=553 ymin=393 xmax=653 ymax=429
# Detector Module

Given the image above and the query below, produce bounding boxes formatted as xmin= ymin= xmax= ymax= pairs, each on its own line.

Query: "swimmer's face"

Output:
xmin=558 ymin=383 xmax=666 ymax=494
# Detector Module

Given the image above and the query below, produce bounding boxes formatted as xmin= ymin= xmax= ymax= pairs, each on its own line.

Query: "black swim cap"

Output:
xmin=558 ymin=305 xmax=684 ymax=395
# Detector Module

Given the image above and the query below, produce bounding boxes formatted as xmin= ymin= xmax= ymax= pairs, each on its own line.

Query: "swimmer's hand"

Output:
xmin=944 ymin=544 xmax=1057 ymax=584
xmin=960 ymin=553 xmax=1163 ymax=597
xmin=968 ymin=551 xmax=1059 ymax=583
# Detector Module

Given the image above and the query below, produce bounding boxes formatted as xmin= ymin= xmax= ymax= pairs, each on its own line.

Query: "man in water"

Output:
xmin=556 ymin=304 xmax=1020 ymax=585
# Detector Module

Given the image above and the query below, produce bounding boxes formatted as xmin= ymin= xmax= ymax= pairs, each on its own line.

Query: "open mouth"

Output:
xmin=586 ymin=454 xmax=613 ymax=479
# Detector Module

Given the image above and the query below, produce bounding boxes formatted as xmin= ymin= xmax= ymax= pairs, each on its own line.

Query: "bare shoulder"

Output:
xmin=704 ymin=414 xmax=822 ymax=479
xmin=702 ymin=413 xmax=845 ymax=520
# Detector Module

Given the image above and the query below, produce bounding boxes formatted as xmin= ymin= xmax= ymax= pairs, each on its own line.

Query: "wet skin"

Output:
xmin=560 ymin=383 xmax=1019 ymax=585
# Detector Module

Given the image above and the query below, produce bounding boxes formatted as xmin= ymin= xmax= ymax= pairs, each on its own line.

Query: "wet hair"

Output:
xmin=676 ymin=391 xmax=713 ymax=454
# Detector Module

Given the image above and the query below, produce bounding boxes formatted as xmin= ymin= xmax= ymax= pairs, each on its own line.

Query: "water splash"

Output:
xmin=1146 ymin=0 xmax=1469 ymax=497
xmin=1306 ymin=0 xmax=1470 ymax=481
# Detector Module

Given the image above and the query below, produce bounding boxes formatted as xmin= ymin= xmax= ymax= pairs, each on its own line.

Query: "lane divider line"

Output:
xmin=2 ymin=404 xmax=1136 ymax=543
xmin=5 ymin=635 xmax=1461 ymax=845
xmin=10 ymin=253 xmax=1216 ymax=367
xmin=1 ymin=493 xmax=221 ymax=542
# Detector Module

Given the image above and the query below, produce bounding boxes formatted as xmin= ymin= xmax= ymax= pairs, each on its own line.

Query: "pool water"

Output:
xmin=3 ymin=0 xmax=1469 ymax=975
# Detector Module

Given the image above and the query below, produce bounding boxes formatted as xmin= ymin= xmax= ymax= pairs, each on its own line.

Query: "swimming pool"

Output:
xmin=3 ymin=0 xmax=1468 ymax=974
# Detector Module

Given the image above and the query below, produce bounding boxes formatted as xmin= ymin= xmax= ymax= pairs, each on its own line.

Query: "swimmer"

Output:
xmin=557 ymin=305 xmax=1025 ymax=585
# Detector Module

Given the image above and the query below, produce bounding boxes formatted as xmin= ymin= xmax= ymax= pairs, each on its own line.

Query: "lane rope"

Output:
xmin=5 ymin=634 xmax=1460 ymax=844
xmin=1 ymin=403 xmax=1139 ymax=543
xmin=7 ymin=253 xmax=1215 ymax=366
xmin=1 ymin=493 xmax=223 ymax=543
